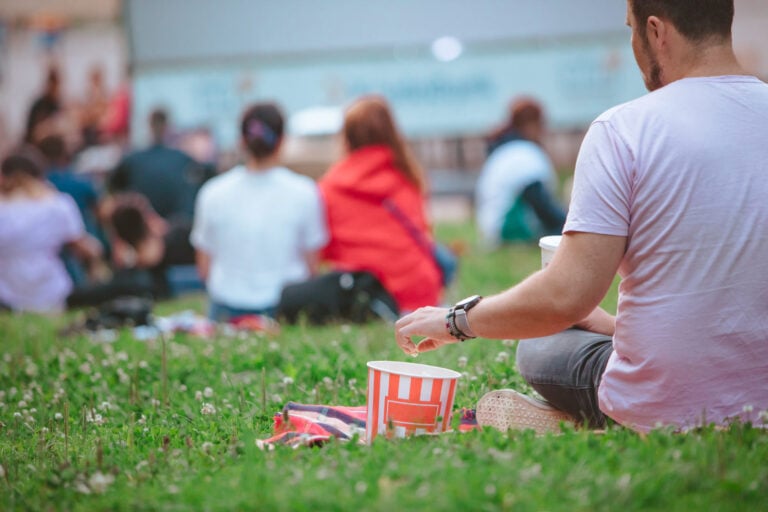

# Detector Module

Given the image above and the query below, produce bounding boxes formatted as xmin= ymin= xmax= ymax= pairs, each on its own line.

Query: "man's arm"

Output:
xmin=304 ymin=249 xmax=322 ymax=276
xmin=395 ymin=231 xmax=625 ymax=354
xmin=195 ymin=249 xmax=211 ymax=282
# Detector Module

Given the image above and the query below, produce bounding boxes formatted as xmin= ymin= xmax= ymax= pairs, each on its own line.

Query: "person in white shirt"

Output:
xmin=475 ymin=97 xmax=566 ymax=248
xmin=395 ymin=0 xmax=768 ymax=434
xmin=190 ymin=103 xmax=327 ymax=321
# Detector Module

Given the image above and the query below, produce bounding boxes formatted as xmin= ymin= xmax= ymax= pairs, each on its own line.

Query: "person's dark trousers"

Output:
xmin=516 ymin=328 xmax=613 ymax=428
xmin=66 ymin=268 xmax=156 ymax=308
xmin=520 ymin=180 xmax=567 ymax=234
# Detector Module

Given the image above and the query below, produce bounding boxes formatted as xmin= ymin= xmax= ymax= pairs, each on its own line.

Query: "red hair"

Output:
xmin=342 ymin=95 xmax=425 ymax=191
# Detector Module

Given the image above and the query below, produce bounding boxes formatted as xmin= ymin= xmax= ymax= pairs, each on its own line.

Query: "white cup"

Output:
xmin=539 ymin=235 xmax=563 ymax=268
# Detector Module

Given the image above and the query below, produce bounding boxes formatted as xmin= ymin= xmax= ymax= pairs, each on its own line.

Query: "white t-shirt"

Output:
xmin=565 ymin=76 xmax=768 ymax=431
xmin=475 ymin=139 xmax=558 ymax=245
xmin=190 ymin=165 xmax=328 ymax=309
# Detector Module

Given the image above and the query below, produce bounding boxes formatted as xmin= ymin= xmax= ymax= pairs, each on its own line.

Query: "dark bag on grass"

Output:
xmin=277 ymin=271 xmax=399 ymax=325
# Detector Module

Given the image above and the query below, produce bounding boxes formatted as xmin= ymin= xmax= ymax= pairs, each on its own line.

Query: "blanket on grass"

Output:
xmin=256 ymin=402 xmax=478 ymax=449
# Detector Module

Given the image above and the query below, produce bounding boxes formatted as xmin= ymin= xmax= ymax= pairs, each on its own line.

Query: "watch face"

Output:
xmin=456 ymin=294 xmax=481 ymax=309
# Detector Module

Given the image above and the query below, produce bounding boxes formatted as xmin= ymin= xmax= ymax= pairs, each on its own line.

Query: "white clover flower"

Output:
xmin=268 ymin=342 xmax=280 ymax=351
xmin=617 ymin=474 xmax=632 ymax=490
xmin=0 ymin=464 xmax=5 ymax=478
xmin=282 ymin=377 xmax=294 ymax=386
xmin=18 ymin=400 xmax=27 ymax=408
xmin=116 ymin=351 xmax=129 ymax=361
xmin=138 ymin=361 xmax=149 ymax=369
xmin=85 ymin=409 xmax=107 ymax=425
xmin=179 ymin=384 xmax=187 ymax=392
xmin=88 ymin=471 xmax=115 ymax=494
xmin=200 ymin=403 xmax=216 ymax=415
xmin=195 ymin=391 xmax=203 ymax=401
xmin=495 ymin=351 xmax=510 ymax=363
xmin=25 ymin=362 xmax=38 ymax=377
xmin=348 ymin=378 xmax=357 ymax=389
xmin=758 ymin=410 xmax=768 ymax=423
xmin=203 ymin=387 xmax=214 ymax=398
xmin=99 ymin=402 xmax=111 ymax=412
xmin=117 ymin=368 xmax=130 ymax=385
xmin=743 ymin=404 xmax=754 ymax=413
xmin=0 ymin=402 xmax=5 ymax=409
xmin=457 ymin=356 xmax=468 ymax=368
xmin=201 ymin=441 xmax=214 ymax=453
xmin=137 ymin=414 xmax=147 ymax=425
xmin=79 ymin=363 xmax=92 ymax=374
xmin=54 ymin=413 xmax=64 ymax=421
xmin=13 ymin=412 xmax=22 ymax=419
xmin=151 ymin=398 xmax=161 ymax=407
xmin=167 ymin=484 xmax=180 ymax=495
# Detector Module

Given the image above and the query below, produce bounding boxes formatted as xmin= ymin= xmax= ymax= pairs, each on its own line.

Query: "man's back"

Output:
xmin=566 ymin=75 xmax=768 ymax=430
xmin=110 ymin=144 xmax=207 ymax=222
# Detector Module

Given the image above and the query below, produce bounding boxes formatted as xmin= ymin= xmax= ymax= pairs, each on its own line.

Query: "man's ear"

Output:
xmin=646 ymin=15 xmax=667 ymax=51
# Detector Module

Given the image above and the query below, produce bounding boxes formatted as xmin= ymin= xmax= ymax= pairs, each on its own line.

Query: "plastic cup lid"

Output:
xmin=539 ymin=235 xmax=563 ymax=251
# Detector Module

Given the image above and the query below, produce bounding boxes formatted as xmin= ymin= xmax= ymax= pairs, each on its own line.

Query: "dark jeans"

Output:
xmin=67 ymin=268 xmax=157 ymax=309
xmin=516 ymin=328 xmax=613 ymax=428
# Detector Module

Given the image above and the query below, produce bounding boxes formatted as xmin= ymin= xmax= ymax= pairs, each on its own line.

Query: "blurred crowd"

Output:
xmin=0 ymin=62 xmax=567 ymax=322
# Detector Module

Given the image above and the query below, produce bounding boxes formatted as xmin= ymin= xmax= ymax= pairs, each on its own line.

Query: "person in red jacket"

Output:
xmin=319 ymin=95 xmax=442 ymax=313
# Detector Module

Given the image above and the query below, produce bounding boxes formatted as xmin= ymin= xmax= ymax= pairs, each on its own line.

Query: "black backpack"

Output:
xmin=277 ymin=271 xmax=399 ymax=325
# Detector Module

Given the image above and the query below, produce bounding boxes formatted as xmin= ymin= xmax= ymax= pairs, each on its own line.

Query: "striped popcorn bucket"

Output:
xmin=366 ymin=361 xmax=461 ymax=443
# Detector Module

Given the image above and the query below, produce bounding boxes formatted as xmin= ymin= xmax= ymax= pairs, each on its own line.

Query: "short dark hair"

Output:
xmin=37 ymin=134 xmax=68 ymax=165
xmin=630 ymin=0 xmax=733 ymax=42
xmin=240 ymin=102 xmax=284 ymax=159
xmin=149 ymin=108 xmax=168 ymax=141
xmin=1 ymin=147 xmax=45 ymax=181
xmin=110 ymin=193 xmax=151 ymax=248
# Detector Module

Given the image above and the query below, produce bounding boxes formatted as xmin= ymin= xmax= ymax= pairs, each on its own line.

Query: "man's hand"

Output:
xmin=395 ymin=306 xmax=460 ymax=355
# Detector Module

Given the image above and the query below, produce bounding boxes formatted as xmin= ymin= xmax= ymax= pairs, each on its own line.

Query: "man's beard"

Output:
xmin=645 ymin=57 xmax=663 ymax=91
xmin=641 ymin=35 xmax=664 ymax=91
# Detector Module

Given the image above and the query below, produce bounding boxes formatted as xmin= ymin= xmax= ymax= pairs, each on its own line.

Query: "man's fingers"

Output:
xmin=395 ymin=327 xmax=419 ymax=356
xmin=414 ymin=338 xmax=444 ymax=353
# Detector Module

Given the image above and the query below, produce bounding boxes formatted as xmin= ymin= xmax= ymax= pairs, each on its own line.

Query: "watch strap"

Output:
xmin=453 ymin=308 xmax=477 ymax=339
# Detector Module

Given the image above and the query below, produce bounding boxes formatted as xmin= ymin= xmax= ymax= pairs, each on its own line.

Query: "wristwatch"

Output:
xmin=446 ymin=295 xmax=482 ymax=341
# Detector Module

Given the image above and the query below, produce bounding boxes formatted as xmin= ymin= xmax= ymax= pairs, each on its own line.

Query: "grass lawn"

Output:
xmin=1 ymin=222 xmax=766 ymax=511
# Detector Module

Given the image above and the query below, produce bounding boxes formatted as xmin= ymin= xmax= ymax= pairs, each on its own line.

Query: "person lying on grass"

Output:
xmin=395 ymin=0 xmax=768 ymax=434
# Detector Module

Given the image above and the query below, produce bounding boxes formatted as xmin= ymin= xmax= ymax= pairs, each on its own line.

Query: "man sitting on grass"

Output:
xmin=67 ymin=193 xmax=195 ymax=308
xmin=395 ymin=0 xmax=768 ymax=434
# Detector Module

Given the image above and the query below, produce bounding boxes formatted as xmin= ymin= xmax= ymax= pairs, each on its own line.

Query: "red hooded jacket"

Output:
xmin=319 ymin=145 xmax=442 ymax=312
